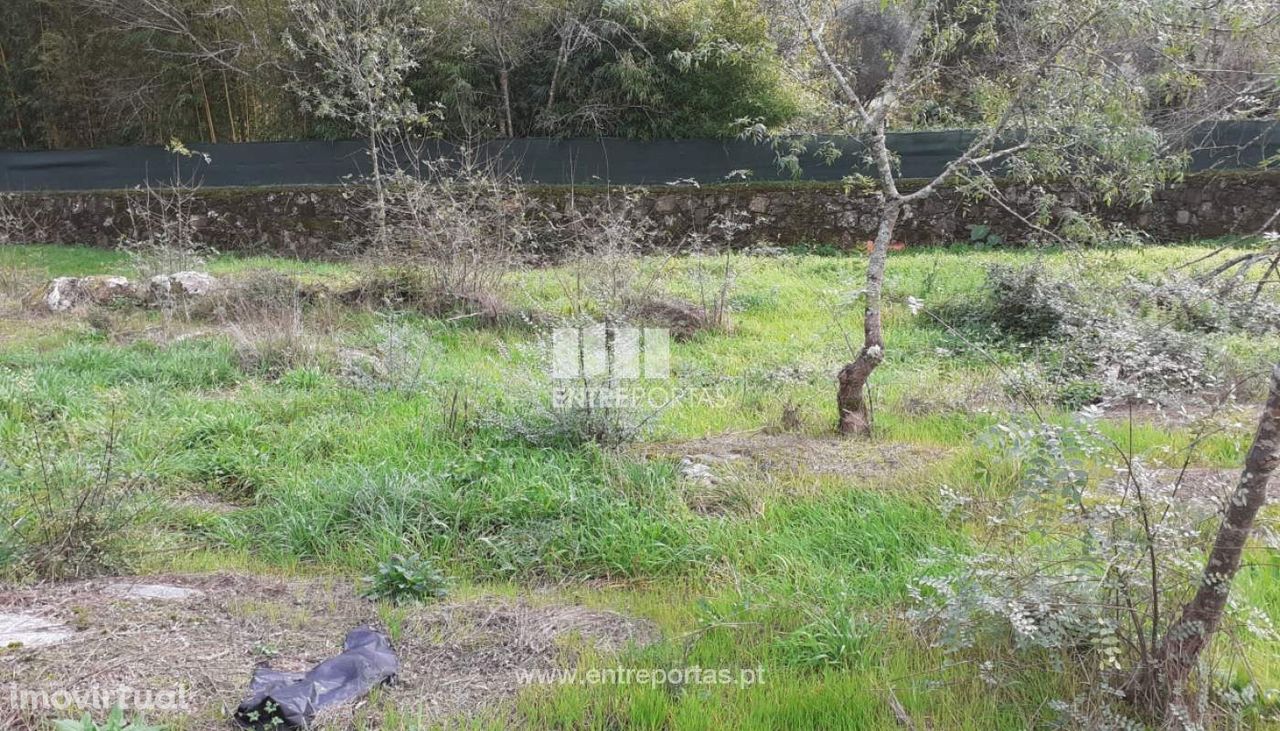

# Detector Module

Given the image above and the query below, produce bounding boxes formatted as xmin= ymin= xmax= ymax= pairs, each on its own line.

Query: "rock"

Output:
xmin=338 ymin=348 xmax=387 ymax=386
xmin=103 ymin=583 xmax=205 ymax=601
xmin=170 ymin=271 xmax=218 ymax=296
xmin=82 ymin=275 xmax=138 ymax=302
xmin=680 ymin=458 xmax=717 ymax=487
xmin=0 ymin=612 xmax=73 ymax=648
xmin=30 ymin=275 xmax=139 ymax=312
xmin=654 ymin=195 xmax=680 ymax=214
xmin=37 ymin=277 xmax=83 ymax=312
xmin=148 ymin=271 xmax=219 ymax=302
xmin=148 ymin=274 xmax=174 ymax=300
xmin=743 ymin=245 xmax=786 ymax=257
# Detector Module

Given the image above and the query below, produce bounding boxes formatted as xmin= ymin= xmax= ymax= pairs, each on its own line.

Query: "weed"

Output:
xmin=52 ymin=707 xmax=163 ymax=731
xmin=0 ymin=400 xmax=155 ymax=579
xmin=362 ymin=553 xmax=450 ymax=603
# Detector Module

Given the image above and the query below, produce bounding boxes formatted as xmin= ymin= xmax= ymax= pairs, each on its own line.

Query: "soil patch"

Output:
xmin=0 ymin=573 xmax=657 ymax=729
xmin=637 ymin=432 xmax=949 ymax=515
xmin=103 ymin=583 xmax=205 ymax=601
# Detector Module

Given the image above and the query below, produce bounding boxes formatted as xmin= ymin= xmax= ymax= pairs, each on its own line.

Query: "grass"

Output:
xmin=1 ymin=241 xmax=1279 ymax=729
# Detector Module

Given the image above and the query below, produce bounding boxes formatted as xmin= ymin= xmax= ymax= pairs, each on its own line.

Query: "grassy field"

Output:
xmin=1 ymin=241 xmax=1278 ymax=729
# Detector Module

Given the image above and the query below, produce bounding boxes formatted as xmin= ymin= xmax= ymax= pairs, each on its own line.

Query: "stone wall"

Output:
xmin=3 ymin=172 xmax=1278 ymax=258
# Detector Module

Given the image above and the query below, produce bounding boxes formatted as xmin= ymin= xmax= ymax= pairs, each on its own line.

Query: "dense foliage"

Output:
xmin=0 ymin=0 xmax=799 ymax=148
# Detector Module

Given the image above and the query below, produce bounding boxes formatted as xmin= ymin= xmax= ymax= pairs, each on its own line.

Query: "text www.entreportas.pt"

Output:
xmin=515 ymin=666 xmax=766 ymax=689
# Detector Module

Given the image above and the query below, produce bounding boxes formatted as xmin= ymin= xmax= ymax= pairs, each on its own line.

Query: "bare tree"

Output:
xmin=81 ymin=0 xmax=274 ymax=77
xmin=789 ymin=0 xmax=1277 ymax=436
xmin=793 ymin=0 xmax=1046 ymax=434
xmin=539 ymin=5 xmax=639 ymax=134
xmin=282 ymin=0 xmax=434 ymax=240
xmin=450 ymin=0 xmax=537 ymax=139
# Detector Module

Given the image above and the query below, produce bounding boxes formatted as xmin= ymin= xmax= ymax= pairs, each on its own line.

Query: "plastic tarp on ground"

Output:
xmin=234 ymin=627 xmax=399 ymax=730
xmin=0 ymin=122 xmax=1275 ymax=192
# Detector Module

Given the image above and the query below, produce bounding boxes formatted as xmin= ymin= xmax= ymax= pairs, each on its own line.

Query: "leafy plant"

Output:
xmin=967 ymin=223 xmax=1003 ymax=247
xmin=986 ymin=261 xmax=1078 ymax=342
xmin=362 ymin=553 xmax=449 ymax=603
xmin=911 ymin=414 xmax=1280 ymax=725
xmin=52 ymin=706 xmax=163 ymax=731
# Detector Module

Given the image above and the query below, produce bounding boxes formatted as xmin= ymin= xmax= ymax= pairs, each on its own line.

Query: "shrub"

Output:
xmin=0 ymin=403 xmax=154 ymax=579
xmin=347 ymin=266 xmax=516 ymax=325
xmin=120 ymin=142 xmax=210 ymax=281
xmin=1134 ymin=272 xmax=1280 ymax=336
xmin=364 ymin=154 xmax=527 ymax=319
xmin=53 ymin=707 xmax=162 ymax=731
xmin=911 ymin=417 xmax=1277 ymax=727
xmin=986 ymin=262 xmax=1080 ymax=342
xmin=932 ymin=262 xmax=1227 ymax=406
xmin=362 ymin=552 xmax=449 ymax=603
xmin=487 ymin=395 xmax=648 ymax=449
xmin=221 ymin=281 xmax=333 ymax=379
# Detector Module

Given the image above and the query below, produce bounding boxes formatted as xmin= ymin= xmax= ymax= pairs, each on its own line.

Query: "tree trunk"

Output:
xmin=0 ymin=41 xmax=26 ymax=148
xmin=837 ymin=199 xmax=900 ymax=436
xmin=368 ymin=130 xmax=387 ymax=247
xmin=221 ymin=70 xmax=238 ymax=143
xmin=499 ymin=68 xmax=514 ymax=138
xmin=1135 ymin=364 xmax=1280 ymax=719
xmin=197 ymin=71 xmax=218 ymax=143
xmin=544 ymin=31 xmax=571 ymax=125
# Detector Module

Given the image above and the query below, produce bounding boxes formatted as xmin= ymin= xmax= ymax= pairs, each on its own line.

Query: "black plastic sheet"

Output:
xmin=234 ymin=627 xmax=399 ymax=729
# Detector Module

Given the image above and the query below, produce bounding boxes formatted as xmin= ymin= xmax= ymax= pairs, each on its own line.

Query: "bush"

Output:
xmin=487 ymin=396 xmax=648 ymax=449
xmin=362 ymin=553 xmax=449 ymax=603
xmin=933 ymin=262 xmax=1225 ymax=406
xmin=986 ymin=262 xmax=1080 ymax=342
xmin=364 ymin=156 xmax=526 ymax=318
xmin=0 ymin=404 xmax=153 ymax=579
xmin=911 ymin=418 xmax=1276 ymax=728
xmin=415 ymin=0 xmax=800 ymax=139
xmin=346 ymin=266 xmax=515 ymax=325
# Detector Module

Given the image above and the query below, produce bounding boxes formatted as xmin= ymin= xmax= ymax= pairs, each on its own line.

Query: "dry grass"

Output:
xmin=0 ymin=573 xmax=658 ymax=730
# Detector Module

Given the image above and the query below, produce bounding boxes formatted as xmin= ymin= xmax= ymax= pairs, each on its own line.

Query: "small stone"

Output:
xmin=148 ymin=272 xmax=219 ymax=303
xmin=170 ymin=271 xmax=218 ymax=296
xmin=1176 ymin=209 xmax=1192 ymax=225
xmin=679 ymin=458 xmax=717 ymax=486
xmin=748 ymin=195 xmax=770 ymax=214
xmin=0 ymin=613 xmax=74 ymax=649
xmin=104 ymin=583 xmax=204 ymax=601
xmin=148 ymin=274 xmax=173 ymax=299
xmin=40 ymin=277 xmax=83 ymax=312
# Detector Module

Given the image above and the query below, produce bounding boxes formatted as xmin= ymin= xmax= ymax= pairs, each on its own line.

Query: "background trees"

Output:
xmin=0 ymin=0 xmax=800 ymax=148
xmin=3 ymin=0 xmax=1277 ymax=149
